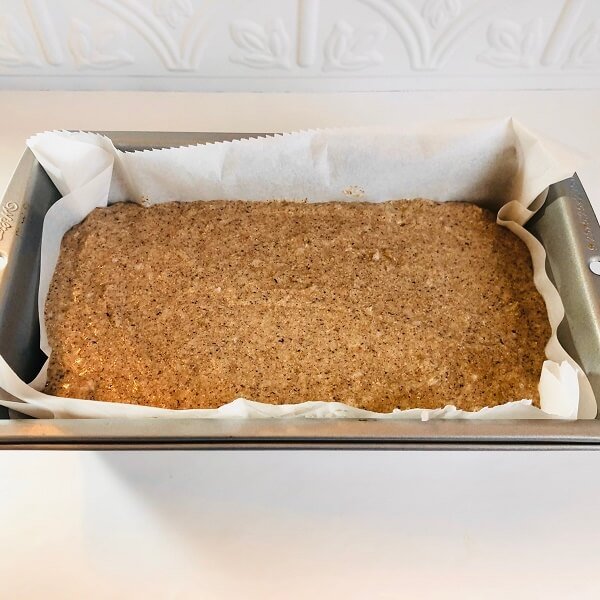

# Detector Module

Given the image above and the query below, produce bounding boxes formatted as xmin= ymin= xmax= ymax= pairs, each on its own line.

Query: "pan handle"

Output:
xmin=531 ymin=174 xmax=600 ymax=412
xmin=0 ymin=151 xmax=35 ymax=284
xmin=548 ymin=175 xmax=600 ymax=284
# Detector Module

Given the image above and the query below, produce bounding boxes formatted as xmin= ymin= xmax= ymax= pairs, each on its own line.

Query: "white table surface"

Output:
xmin=1 ymin=91 xmax=600 ymax=599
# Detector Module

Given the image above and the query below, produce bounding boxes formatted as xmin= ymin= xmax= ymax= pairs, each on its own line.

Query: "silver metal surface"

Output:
xmin=1 ymin=418 xmax=600 ymax=450
xmin=0 ymin=132 xmax=599 ymax=450
xmin=0 ymin=148 xmax=55 ymax=420
xmin=528 ymin=175 xmax=600 ymax=401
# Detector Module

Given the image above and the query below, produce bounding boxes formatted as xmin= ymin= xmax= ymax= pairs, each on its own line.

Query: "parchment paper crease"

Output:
xmin=0 ymin=118 xmax=595 ymax=420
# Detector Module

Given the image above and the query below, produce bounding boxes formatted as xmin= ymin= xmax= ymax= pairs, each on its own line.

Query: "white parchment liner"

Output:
xmin=0 ymin=118 xmax=595 ymax=419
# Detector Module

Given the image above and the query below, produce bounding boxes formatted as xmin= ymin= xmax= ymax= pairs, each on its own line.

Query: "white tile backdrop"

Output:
xmin=1 ymin=0 xmax=600 ymax=91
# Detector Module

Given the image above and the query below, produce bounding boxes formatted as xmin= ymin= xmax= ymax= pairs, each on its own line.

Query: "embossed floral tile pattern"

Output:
xmin=1 ymin=0 xmax=599 ymax=89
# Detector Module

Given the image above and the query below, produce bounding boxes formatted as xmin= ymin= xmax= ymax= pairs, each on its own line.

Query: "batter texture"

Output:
xmin=44 ymin=199 xmax=551 ymax=411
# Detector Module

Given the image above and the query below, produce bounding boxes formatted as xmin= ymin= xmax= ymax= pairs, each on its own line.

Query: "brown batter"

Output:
xmin=44 ymin=199 xmax=550 ymax=412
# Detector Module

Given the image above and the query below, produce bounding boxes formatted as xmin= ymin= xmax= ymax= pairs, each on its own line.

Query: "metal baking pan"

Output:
xmin=0 ymin=132 xmax=599 ymax=450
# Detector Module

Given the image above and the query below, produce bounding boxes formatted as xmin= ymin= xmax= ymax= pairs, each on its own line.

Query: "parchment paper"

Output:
xmin=0 ymin=118 xmax=595 ymax=420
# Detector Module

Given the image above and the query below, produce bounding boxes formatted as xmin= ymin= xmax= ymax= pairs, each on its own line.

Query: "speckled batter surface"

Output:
xmin=44 ymin=199 xmax=550 ymax=412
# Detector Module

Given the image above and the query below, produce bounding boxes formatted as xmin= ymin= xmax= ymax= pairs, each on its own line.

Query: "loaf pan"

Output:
xmin=0 ymin=132 xmax=599 ymax=450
